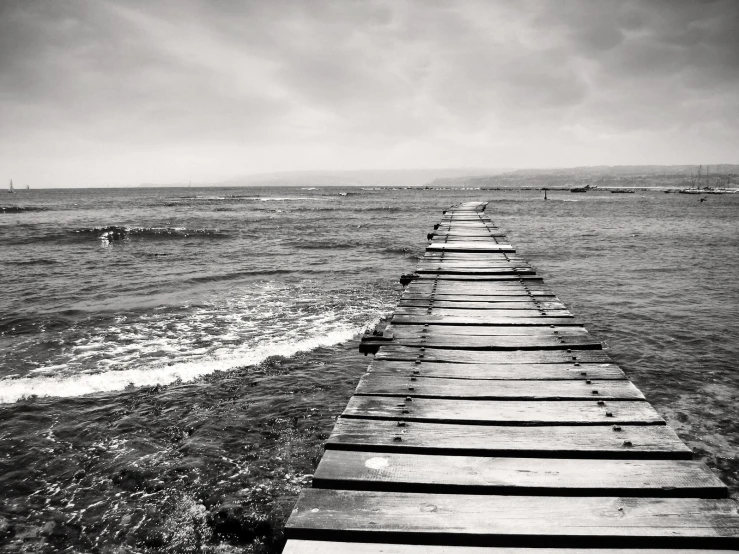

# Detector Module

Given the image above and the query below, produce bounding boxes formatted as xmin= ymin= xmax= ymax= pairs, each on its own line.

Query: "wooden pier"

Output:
xmin=283 ymin=202 xmax=739 ymax=552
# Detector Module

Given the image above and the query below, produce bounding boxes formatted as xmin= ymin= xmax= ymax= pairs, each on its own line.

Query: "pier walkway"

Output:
xmin=283 ymin=202 xmax=739 ymax=552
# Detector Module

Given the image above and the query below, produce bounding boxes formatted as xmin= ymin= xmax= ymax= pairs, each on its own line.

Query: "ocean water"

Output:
xmin=1 ymin=186 xmax=738 ymax=552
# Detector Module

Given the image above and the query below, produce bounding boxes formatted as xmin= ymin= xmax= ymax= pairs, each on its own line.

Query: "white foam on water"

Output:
xmin=258 ymin=197 xmax=319 ymax=201
xmin=0 ymin=317 xmax=381 ymax=404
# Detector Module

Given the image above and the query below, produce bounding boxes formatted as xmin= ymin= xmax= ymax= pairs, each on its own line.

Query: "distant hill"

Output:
xmin=216 ymin=168 xmax=512 ymax=188
xmin=429 ymin=165 xmax=739 ymax=188
xmin=136 ymin=165 xmax=738 ymax=189
xmin=504 ymin=165 xmax=739 ymax=177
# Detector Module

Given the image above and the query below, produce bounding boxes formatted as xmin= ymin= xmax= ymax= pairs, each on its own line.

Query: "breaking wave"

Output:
xmin=71 ymin=226 xmax=229 ymax=241
xmin=0 ymin=206 xmax=49 ymax=213
xmin=0 ymin=319 xmax=381 ymax=403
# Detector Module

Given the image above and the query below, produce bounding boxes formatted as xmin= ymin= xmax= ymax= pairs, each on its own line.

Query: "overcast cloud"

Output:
xmin=1 ymin=0 xmax=738 ymax=186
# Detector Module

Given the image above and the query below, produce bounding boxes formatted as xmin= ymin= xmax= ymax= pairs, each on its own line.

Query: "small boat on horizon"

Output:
xmin=8 ymin=179 xmax=15 ymax=193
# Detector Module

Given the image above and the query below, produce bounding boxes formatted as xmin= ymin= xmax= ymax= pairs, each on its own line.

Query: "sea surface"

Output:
xmin=1 ymin=186 xmax=738 ymax=553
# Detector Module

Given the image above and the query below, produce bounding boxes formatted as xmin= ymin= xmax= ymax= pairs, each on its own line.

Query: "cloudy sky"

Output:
xmin=1 ymin=0 xmax=738 ymax=187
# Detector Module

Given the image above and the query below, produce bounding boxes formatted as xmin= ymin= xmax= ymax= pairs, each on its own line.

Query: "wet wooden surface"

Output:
xmin=285 ymin=201 xmax=739 ymax=551
xmin=285 ymin=542 xmax=737 ymax=554
xmin=354 ymin=374 xmax=643 ymax=400
xmin=385 ymin=324 xmax=589 ymax=336
xmin=288 ymin=489 xmax=739 ymax=547
xmin=375 ymin=335 xmax=600 ymax=350
xmin=366 ymin=360 xmax=626 ymax=380
xmin=342 ymin=396 xmax=663 ymax=425
xmin=313 ymin=451 xmax=727 ymax=497
xmin=325 ymin=419 xmax=692 ymax=459
xmin=374 ymin=345 xmax=610 ymax=363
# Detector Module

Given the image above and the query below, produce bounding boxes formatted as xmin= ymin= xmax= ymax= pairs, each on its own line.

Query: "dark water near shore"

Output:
xmin=1 ymin=186 xmax=738 ymax=552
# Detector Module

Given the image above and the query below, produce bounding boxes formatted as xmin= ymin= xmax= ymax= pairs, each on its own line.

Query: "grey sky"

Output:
xmin=1 ymin=0 xmax=738 ymax=187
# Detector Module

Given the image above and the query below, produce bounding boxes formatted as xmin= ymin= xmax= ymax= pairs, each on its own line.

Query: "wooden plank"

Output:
xmin=380 ymin=336 xmax=600 ymax=351
xmin=375 ymin=346 xmax=608 ymax=364
xmin=394 ymin=308 xmax=572 ymax=317
xmin=430 ymin=233 xmax=507 ymax=237
xmin=416 ymin=262 xmax=530 ymax=268
xmin=403 ymin=293 xmax=555 ymax=300
xmin=435 ymin=226 xmax=497 ymax=230
xmin=435 ymin=228 xmax=497 ymax=231
xmin=431 ymin=231 xmax=502 ymax=235
xmin=326 ymin=419 xmax=691 ymax=459
xmin=367 ymin=360 xmax=626 ymax=380
xmin=400 ymin=295 xmax=557 ymax=303
xmin=417 ymin=259 xmax=528 ymax=264
xmin=408 ymin=279 xmax=537 ymax=286
xmin=416 ymin=263 xmax=531 ymax=269
xmin=403 ymin=292 xmax=556 ymax=299
xmin=416 ymin=268 xmax=536 ymax=275
xmin=342 ymin=397 xmax=664 ymax=425
xmin=285 ymin=541 xmax=737 ymax=554
xmin=415 ymin=274 xmax=542 ymax=281
xmin=423 ymin=251 xmax=515 ymax=256
xmin=398 ymin=300 xmax=565 ymax=310
xmin=410 ymin=274 xmax=535 ymax=282
xmin=421 ymin=255 xmax=526 ymax=262
xmin=430 ymin=225 xmax=503 ymax=232
xmin=391 ymin=315 xmax=580 ymax=326
xmin=430 ymin=237 xmax=504 ymax=241
xmin=397 ymin=304 xmax=567 ymax=312
xmin=427 ymin=243 xmax=516 ymax=253
xmin=404 ymin=288 xmax=555 ymax=298
xmin=313 ymin=451 xmax=727 ymax=498
xmin=286 ymin=490 xmax=739 ymax=547
xmin=385 ymin=325 xmax=587 ymax=337
xmin=438 ymin=219 xmax=488 ymax=221
xmin=355 ymin=375 xmax=643 ymax=400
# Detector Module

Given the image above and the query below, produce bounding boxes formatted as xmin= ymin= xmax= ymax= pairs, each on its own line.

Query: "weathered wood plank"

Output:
xmin=421 ymin=255 xmax=526 ymax=262
xmin=286 ymin=490 xmax=739 ymax=547
xmin=342 ymin=397 xmax=663 ymax=425
xmin=375 ymin=346 xmax=608 ymax=364
xmin=427 ymin=243 xmax=516 ymax=253
xmin=380 ymin=336 xmax=600 ymax=351
xmin=423 ymin=251 xmax=516 ymax=256
xmin=430 ymin=232 xmax=507 ymax=237
xmin=355 ymin=375 xmax=642 ymax=400
xmin=430 ymin=237 xmax=508 ymax=242
xmin=313 ymin=451 xmax=726 ymax=497
xmin=431 ymin=232 xmax=504 ymax=236
xmin=404 ymin=289 xmax=555 ymax=298
xmin=418 ymin=259 xmax=527 ymax=264
xmin=394 ymin=308 xmax=572 ymax=317
xmin=416 ymin=268 xmax=536 ymax=275
xmin=398 ymin=300 xmax=565 ymax=310
xmin=414 ymin=274 xmax=543 ymax=281
xmin=416 ymin=262 xmax=531 ymax=268
xmin=284 ymin=540 xmax=736 ymax=554
xmin=367 ymin=360 xmax=625 ymax=380
xmin=391 ymin=315 xmax=580 ymax=326
xmin=326 ymin=419 xmax=691 ymax=459
xmin=400 ymin=297 xmax=558 ymax=305
xmin=385 ymin=325 xmax=587 ymax=337
xmin=408 ymin=278 xmax=539 ymax=285
xmin=433 ymin=220 xmax=497 ymax=223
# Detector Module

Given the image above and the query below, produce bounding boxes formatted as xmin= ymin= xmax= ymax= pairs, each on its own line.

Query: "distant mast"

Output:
xmin=8 ymin=179 xmax=14 ymax=193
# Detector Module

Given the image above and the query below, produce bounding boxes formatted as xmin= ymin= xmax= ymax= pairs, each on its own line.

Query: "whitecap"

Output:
xmin=0 ymin=317 xmax=382 ymax=404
